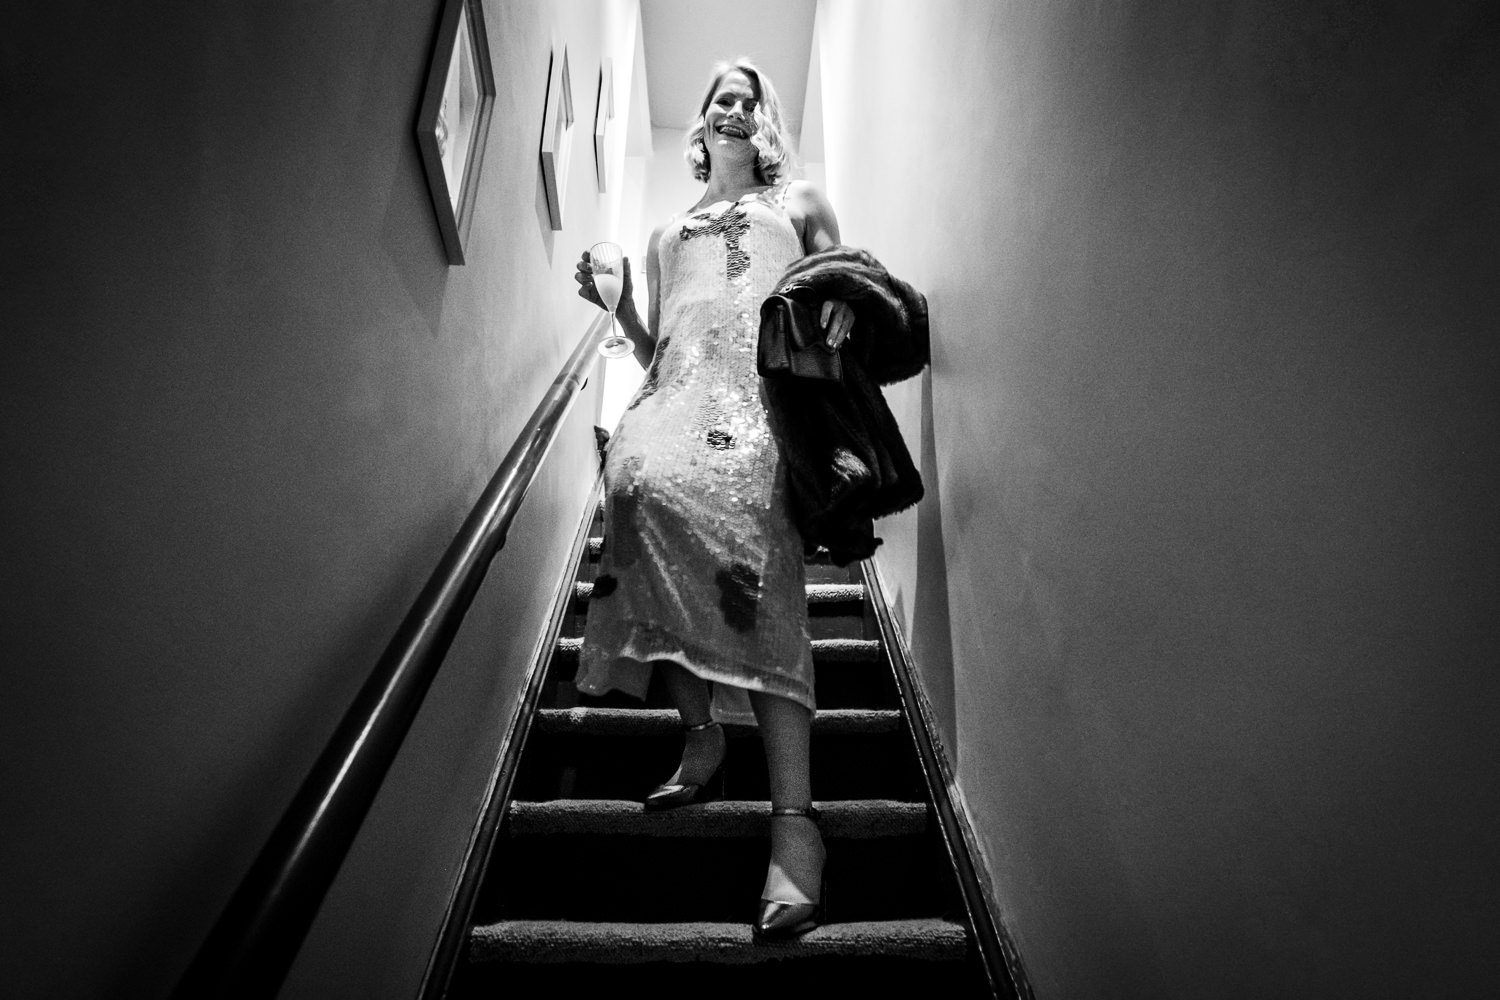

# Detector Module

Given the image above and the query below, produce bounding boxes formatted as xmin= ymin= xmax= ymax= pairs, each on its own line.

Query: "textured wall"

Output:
xmin=0 ymin=2 xmax=638 ymax=997
xmin=816 ymin=1 xmax=1499 ymax=997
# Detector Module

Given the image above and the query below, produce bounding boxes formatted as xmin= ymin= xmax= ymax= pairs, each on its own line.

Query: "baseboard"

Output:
xmin=859 ymin=558 xmax=1035 ymax=1000
xmin=418 ymin=475 xmax=605 ymax=1000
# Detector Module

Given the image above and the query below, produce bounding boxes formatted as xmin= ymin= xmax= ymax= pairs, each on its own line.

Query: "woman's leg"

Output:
xmin=657 ymin=661 xmax=725 ymax=786
xmin=749 ymin=689 xmax=824 ymax=905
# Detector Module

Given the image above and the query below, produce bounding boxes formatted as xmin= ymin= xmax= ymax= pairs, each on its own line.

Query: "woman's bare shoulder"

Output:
xmin=784 ymin=178 xmax=831 ymax=210
xmin=784 ymin=179 xmax=840 ymax=252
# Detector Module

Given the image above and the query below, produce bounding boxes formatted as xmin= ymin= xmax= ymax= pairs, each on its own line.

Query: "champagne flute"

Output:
xmin=590 ymin=241 xmax=633 ymax=359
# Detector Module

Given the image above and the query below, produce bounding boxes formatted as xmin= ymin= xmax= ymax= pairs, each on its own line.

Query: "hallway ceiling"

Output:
xmin=640 ymin=0 xmax=816 ymax=139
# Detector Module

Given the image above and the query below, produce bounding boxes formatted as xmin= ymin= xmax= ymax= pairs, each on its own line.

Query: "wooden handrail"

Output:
xmin=174 ymin=313 xmax=608 ymax=998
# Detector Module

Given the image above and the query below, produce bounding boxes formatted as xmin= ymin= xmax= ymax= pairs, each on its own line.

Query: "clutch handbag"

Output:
xmin=757 ymin=293 xmax=843 ymax=381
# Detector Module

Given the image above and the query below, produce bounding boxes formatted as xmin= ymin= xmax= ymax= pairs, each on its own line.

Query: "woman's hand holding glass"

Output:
xmin=579 ymin=242 xmax=634 ymax=359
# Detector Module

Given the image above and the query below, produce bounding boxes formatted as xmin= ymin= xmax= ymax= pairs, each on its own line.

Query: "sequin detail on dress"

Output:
xmin=681 ymin=202 xmax=753 ymax=280
xmin=576 ymin=188 xmax=814 ymax=723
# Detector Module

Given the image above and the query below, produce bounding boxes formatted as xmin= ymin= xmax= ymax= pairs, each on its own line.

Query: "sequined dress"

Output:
xmin=576 ymin=185 xmax=813 ymax=723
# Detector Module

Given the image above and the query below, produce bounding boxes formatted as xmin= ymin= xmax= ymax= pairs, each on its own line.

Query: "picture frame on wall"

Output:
xmin=415 ymin=0 xmax=497 ymax=265
xmin=594 ymin=57 xmax=615 ymax=193
xmin=540 ymin=43 xmax=574 ymax=231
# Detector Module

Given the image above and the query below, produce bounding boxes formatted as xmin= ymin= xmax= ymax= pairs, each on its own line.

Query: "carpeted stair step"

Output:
xmin=572 ymin=579 xmax=864 ymax=611
xmin=585 ymin=536 xmax=855 ymax=584
xmin=456 ymin=918 xmax=988 ymax=997
xmin=806 ymin=582 xmax=868 ymax=638
xmin=506 ymin=798 xmax=925 ymax=838
xmin=569 ymin=580 xmax=869 ymax=641
xmin=545 ymin=636 xmax=893 ymax=710
xmin=534 ymin=706 xmax=900 ymax=737
xmin=587 ymin=521 xmax=854 ymax=561
xmin=469 ymin=917 xmax=969 ymax=964
xmin=511 ymin=709 xmax=924 ymax=802
xmin=550 ymin=635 xmax=880 ymax=669
xmin=477 ymin=800 xmax=952 ymax=923
xmin=586 ymin=537 xmax=862 ymax=567
xmin=586 ymin=534 xmax=855 ymax=564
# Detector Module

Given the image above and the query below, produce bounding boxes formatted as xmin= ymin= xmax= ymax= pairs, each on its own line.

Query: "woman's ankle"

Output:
xmin=672 ymin=719 xmax=725 ymax=785
xmin=763 ymin=812 xmax=825 ymax=903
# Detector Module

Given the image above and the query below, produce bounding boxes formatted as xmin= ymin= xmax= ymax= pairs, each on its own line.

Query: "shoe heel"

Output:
xmin=642 ymin=719 xmax=725 ymax=811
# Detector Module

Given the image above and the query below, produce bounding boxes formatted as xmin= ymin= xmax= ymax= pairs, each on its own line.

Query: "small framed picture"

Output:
xmin=416 ymin=0 xmax=497 ymax=265
xmin=540 ymin=43 xmax=574 ymax=231
xmin=594 ymin=57 xmax=615 ymax=193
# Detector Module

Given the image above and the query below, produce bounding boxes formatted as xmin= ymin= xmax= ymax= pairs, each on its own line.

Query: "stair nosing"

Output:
xmin=534 ymin=706 xmax=901 ymax=736
xmin=573 ymin=581 xmax=863 ymax=604
xmin=552 ymin=635 xmax=879 ymax=663
xmin=506 ymin=798 xmax=928 ymax=838
xmin=587 ymin=536 xmax=844 ymax=567
xmin=468 ymin=917 xmax=969 ymax=965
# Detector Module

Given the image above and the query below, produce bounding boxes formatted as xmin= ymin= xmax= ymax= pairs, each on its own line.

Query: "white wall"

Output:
xmin=815 ymin=1 xmax=1499 ymax=997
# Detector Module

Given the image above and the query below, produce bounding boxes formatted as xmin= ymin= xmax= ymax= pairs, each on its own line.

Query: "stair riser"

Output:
xmin=582 ymin=552 xmax=856 ymax=586
xmin=566 ymin=601 xmax=871 ymax=640
xmin=454 ymin=957 xmax=988 ymax=997
xmin=511 ymin=730 xmax=925 ymax=803
xmin=476 ymin=833 xmax=950 ymax=923
xmin=545 ymin=659 xmax=899 ymax=711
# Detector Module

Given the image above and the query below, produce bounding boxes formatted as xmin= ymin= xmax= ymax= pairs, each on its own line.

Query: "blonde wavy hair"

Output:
xmin=684 ymin=59 xmax=795 ymax=185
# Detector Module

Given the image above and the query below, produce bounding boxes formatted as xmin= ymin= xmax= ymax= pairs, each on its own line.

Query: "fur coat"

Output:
xmin=758 ymin=246 xmax=930 ymax=565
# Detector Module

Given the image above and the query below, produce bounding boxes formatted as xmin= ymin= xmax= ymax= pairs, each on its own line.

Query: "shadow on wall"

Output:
xmin=532 ymin=49 xmax=562 ymax=261
xmin=911 ymin=367 xmax=959 ymax=761
xmin=534 ymin=118 xmax=556 ymax=262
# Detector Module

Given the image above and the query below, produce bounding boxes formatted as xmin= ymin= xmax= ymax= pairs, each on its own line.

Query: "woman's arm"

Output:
xmin=788 ymin=179 xmax=841 ymax=253
xmin=786 ymin=180 xmax=855 ymax=348
xmin=610 ymin=222 xmax=663 ymax=369
xmin=575 ymin=223 xmax=665 ymax=369
xmin=633 ymin=223 xmax=665 ymax=370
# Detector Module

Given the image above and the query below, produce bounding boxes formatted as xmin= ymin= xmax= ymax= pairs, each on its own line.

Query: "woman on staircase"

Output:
xmin=572 ymin=58 xmax=853 ymax=940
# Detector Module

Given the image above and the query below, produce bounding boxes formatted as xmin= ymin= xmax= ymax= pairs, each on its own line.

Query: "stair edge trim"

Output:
xmin=860 ymin=557 xmax=1036 ymax=1000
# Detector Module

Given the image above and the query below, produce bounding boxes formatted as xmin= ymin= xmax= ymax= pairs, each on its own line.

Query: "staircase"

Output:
xmin=449 ymin=501 xmax=994 ymax=997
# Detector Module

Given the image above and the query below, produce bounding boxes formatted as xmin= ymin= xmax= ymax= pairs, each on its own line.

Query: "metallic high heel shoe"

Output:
xmin=752 ymin=805 xmax=825 ymax=940
xmin=643 ymin=719 xmax=725 ymax=811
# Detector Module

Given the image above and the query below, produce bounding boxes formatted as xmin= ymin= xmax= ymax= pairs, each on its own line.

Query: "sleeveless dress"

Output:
xmin=576 ymin=184 xmax=814 ymax=724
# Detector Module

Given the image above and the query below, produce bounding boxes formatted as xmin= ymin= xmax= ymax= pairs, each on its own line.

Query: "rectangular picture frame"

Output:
xmin=594 ymin=56 xmax=615 ymax=193
xmin=540 ymin=43 xmax=574 ymax=231
xmin=416 ymin=0 xmax=497 ymax=265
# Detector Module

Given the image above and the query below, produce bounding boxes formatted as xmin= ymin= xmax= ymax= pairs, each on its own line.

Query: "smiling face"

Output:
xmin=703 ymin=69 xmax=760 ymax=163
xmin=684 ymin=60 xmax=790 ymax=185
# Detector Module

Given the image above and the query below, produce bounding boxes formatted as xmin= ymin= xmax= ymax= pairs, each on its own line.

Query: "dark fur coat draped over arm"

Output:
xmin=759 ymin=246 xmax=930 ymax=565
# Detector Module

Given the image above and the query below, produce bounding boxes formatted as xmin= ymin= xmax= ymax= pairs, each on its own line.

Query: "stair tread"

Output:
xmin=507 ymin=798 xmax=927 ymax=837
xmin=574 ymin=580 xmax=863 ymax=603
xmin=552 ymin=635 xmax=879 ymax=661
xmin=469 ymin=917 xmax=969 ymax=964
xmin=806 ymin=637 xmax=880 ymax=660
xmin=535 ymin=706 xmax=900 ymax=735
xmin=806 ymin=582 xmax=865 ymax=602
xmin=588 ymin=536 xmax=847 ymax=566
